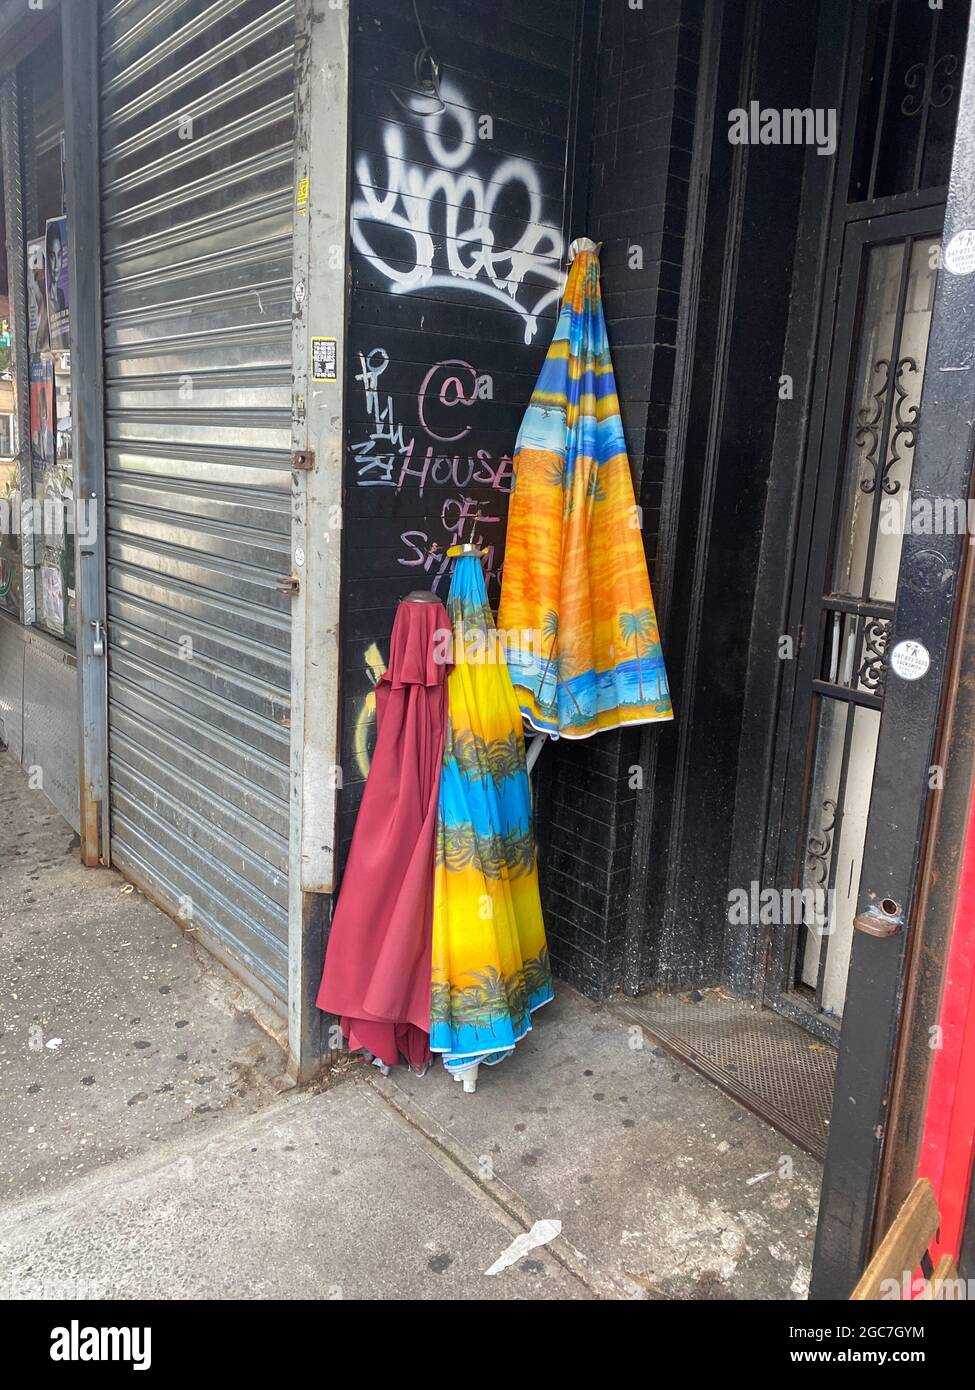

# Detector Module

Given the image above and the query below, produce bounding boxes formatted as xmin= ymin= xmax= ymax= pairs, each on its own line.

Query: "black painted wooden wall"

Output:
xmin=339 ymin=0 xmax=723 ymax=1002
xmin=340 ymin=0 xmax=584 ymax=854
xmin=532 ymin=0 xmax=705 ymax=998
xmin=521 ymin=0 xmax=816 ymax=1001
xmin=341 ymin=0 xmax=811 ymax=1009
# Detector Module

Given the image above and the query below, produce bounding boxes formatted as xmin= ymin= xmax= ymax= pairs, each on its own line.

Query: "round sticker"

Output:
xmin=890 ymin=639 xmax=930 ymax=681
xmin=944 ymin=230 xmax=975 ymax=276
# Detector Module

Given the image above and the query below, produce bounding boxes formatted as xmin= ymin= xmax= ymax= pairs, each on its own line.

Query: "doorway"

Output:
xmin=767 ymin=212 xmax=942 ymax=1037
xmin=626 ymin=0 xmax=970 ymax=1181
xmin=750 ymin=0 xmax=967 ymax=1073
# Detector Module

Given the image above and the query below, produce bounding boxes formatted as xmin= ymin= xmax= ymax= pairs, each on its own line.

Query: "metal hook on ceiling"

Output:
xmin=389 ymin=0 xmax=445 ymax=117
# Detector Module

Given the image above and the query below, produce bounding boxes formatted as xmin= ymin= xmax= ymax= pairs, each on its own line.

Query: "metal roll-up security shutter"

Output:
xmin=99 ymin=0 xmax=296 ymax=1007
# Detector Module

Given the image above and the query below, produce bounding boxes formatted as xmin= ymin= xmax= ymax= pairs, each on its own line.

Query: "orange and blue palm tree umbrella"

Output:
xmin=498 ymin=238 xmax=673 ymax=739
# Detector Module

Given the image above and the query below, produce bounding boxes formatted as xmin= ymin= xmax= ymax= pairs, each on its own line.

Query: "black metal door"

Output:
xmin=767 ymin=209 xmax=942 ymax=1041
xmin=810 ymin=19 xmax=975 ymax=1294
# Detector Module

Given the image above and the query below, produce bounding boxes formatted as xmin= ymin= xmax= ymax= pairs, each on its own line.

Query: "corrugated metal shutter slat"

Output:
xmin=101 ymin=0 xmax=295 ymax=1005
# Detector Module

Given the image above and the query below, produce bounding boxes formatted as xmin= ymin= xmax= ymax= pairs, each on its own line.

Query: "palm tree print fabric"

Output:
xmin=431 ymin=548 xmax=554 ymax=1072
xmin=498 ymin=241 xmax=674 ymax=738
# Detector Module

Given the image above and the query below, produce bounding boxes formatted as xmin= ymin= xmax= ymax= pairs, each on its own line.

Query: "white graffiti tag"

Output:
xmin=352 ymin=80 xmax=565 ymax=344
xmin=351 ymin=348 xmax=411 ymax=487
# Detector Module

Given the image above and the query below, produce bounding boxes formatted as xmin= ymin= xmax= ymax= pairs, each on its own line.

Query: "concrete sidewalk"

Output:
xmin=0 ymin=1080 xmax=590 ymax=1300
xmin=371 ymin=990 xmax=820 ymax=1299
xmin=0 ymin=752 xmax=290 ymax=1203
xmin=0 ymin=753 xmax=820 ymax=1299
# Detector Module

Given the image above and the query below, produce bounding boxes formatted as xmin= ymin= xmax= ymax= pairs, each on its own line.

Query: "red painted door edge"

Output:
xmin=917 ymin=782 xmax=975 ymax=1260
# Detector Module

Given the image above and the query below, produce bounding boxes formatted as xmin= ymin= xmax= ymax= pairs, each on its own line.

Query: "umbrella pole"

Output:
xmin=525 ymin=732 xmax=547 ymax=774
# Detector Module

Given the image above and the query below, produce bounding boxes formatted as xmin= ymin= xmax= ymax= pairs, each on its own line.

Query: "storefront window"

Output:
xmin=26 ymin=29 xmax=74 ymax=644
xmin=0 ymin=147 xmax=23 ymax=620
xmin=0 ymin=28 xmax=75 ymax=641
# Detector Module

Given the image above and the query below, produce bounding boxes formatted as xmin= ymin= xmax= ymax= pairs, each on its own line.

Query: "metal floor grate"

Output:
xmin=614 ymin=990 xmax=835 ymax=1160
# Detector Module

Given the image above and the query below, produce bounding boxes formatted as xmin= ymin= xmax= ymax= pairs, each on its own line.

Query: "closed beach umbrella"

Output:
xmin=431 ymin=544 xmax=554 ymax=1090
xmin=317 ymin=593 xmax=450 ymax=1073
xmin=498 ymin=238 xmax=673 ymax=738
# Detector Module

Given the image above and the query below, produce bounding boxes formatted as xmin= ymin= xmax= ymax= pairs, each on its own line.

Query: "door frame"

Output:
xmin=724 ymin=0 xmax=863 ymax=1002
xmin=811 ymin=5 xmax=975 ymax=1298
xmin=286 ymin=0 xmax=353 ymax=1081
xmin=744 ymin=6 xmax=954 ymax=1020
xmin=710 ymin=0 xmax=975 ymax=1293
xmin=764 ymin=205 xmax=945 ymax=1043
xmin=63 ymin=0 xmax=110 ymax=867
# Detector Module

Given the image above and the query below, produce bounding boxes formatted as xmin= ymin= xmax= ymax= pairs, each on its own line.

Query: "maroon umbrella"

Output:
xmin=317 ymin=593 xmax=450 ymax=1071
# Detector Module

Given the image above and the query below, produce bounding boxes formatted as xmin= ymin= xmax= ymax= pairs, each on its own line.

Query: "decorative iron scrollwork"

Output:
xmin=856 ymin=358 xmax=889 ymax=492
xmin=859 ymin=356 xmax=919 ymax=495
xmin=902 ymin=52 xmax=958 ymax=117
xmin=883 ymin=357 xmax=919 ymax=495
xmin=858 ymin=617 xmax=891 ymax=693
xmin=931 ymin=53 xmax=959 ymax=109
xmin=806 ymin=799 xmax=838 ymax=888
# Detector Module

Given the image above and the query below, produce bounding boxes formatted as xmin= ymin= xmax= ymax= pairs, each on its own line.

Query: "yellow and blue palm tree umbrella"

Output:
xmin=431 ymin=545 xmax=553 ymax=1076
xmin=498 ymin=239 xmax=673 ymax=738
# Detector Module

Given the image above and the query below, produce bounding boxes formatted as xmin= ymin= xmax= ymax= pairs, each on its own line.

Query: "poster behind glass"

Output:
xmin=0 ymin=129 xmax=23 ymax=621
xmin=29 ymin=36 xmax=74 ymax=644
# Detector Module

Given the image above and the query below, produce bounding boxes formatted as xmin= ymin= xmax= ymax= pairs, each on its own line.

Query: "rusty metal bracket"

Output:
xmin=853 ymin=901 xmax=903 ymax=939
xmin=275 ymin=573 xmax=301 ymax=596
xmin=292 ymin=448 xmax=315 ymax=471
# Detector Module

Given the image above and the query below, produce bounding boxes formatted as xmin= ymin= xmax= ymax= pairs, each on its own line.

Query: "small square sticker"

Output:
xmin=311 ymin=336 xmax=337 ymax=381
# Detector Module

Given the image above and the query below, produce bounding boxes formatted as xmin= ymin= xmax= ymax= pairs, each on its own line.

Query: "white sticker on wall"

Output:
xmin=890 ymin=639 xmax=931 ymax=681
xmin=944 ymin=230 xmax=975 ymax=275
xmin=311 ymin=336 xmax=337 ymax=381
